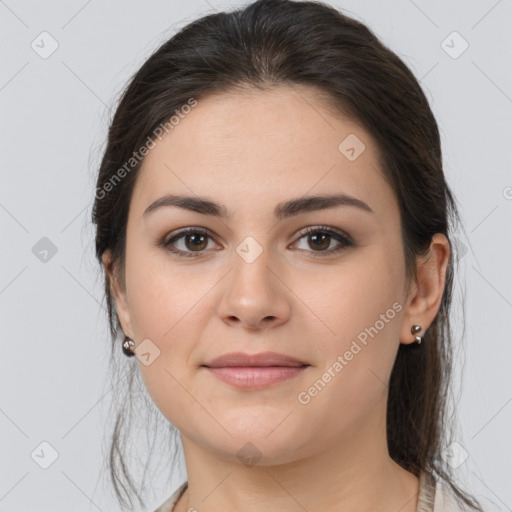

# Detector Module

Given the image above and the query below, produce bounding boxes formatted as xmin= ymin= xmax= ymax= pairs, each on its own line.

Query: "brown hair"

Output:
xmin=91 ymin=1 xmax=482 ymax=510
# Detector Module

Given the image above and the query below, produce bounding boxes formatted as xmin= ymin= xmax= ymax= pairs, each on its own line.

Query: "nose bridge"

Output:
xmin=230 ymin=234 xmax=276 ymax=300
xmin=216 ymin=233 xmax=290 ymax=328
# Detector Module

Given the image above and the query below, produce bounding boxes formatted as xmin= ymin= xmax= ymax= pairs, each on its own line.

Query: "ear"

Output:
xmin=400 ymin=233 xmax=451 ymax=345
xmin=102 ymin=250 xmax=134 ymax=340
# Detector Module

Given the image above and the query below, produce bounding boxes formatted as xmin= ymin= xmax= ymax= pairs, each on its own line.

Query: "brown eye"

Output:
xmin=182 ymin=233 xmax=208 ymax=251
xmin=307 ymin=232 xmax=331 ymax=251
xmin=162 ymin=228 xmax=216 ymax=258
xmin=161 ymin=225 xmax=353 ymax=259
xmin=293 ymin=226 xmax=353 ymax=255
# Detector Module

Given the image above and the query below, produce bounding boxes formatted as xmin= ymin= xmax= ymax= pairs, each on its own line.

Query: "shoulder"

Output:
xmin=154 ymin=476 xmax=472 ymax=512
xmin=153 ymin=481 xmax=188 ymax=512
xmin=417 ymin=470 xmax=473 ymax=512
xmin=434 ymin=479 xmax=472 ymax=512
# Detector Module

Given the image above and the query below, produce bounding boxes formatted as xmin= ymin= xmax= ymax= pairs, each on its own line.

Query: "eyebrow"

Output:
xmin=143 ymin=193 xmax=374 ymax=221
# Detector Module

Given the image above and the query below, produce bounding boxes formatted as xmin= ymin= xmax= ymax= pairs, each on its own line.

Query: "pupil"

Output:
xmin=311 ymin=233 xmax=329 ymax=250
xmin=188 ymin=234 xmax=206 ymax=250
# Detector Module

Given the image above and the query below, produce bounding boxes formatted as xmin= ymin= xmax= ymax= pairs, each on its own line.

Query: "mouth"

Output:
xmin=201 ymin=365 xmax=310 ymax=390
xmin=202 ymin=351 xmax=309 ymax=368
xmin=200 ymin=351 xmax=310 ymax=390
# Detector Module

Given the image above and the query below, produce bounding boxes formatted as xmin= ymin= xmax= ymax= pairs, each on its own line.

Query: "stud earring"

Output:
xmin=411 ymin=325 xmax=423 ymax=344
xmin=122 ymin=335 xmax=135 ymax=357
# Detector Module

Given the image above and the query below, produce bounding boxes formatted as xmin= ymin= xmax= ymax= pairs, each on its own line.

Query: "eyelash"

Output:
xmin=160 ymin=225 xmax=354 ymax=259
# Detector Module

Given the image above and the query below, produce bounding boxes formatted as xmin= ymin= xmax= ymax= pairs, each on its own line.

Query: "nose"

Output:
xmin=216 ymin=246 xmax=292 ymax=331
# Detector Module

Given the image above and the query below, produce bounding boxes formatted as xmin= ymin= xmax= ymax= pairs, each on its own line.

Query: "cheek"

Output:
xmin=300 ymin=248 xmax=404 ymax=350
xmin=124 ymin=246 xmax=202 ymax=339
xmin=301 ymin=245 xmax=404 ymax=401
xmin=296 ymin=282 xmax=402 ymax=443
xmin=122 ymin=251 xmax=214 ymax=422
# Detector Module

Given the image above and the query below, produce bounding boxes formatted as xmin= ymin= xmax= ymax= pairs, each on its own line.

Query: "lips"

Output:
xmin=202 ymin=351 xmax=309 ymax=368
xmin=201 ymin=352 xmax=310 ymax=390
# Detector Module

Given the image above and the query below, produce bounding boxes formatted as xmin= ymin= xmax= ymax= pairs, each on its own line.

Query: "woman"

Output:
xmin=92 ymin=1 xmax=484 ymax=511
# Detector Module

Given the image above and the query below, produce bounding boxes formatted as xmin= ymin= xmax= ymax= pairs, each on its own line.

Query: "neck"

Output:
xmin=174 ymin=415 xmax=420 ymax=512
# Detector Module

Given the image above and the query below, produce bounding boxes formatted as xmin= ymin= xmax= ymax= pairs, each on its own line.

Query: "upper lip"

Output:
xmin=202 ymin=351 xmax=309 ymax=368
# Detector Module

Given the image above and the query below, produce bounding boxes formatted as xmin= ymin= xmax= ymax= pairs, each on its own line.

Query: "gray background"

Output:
xmin=1 ymin=0 xmax=511 ymax=510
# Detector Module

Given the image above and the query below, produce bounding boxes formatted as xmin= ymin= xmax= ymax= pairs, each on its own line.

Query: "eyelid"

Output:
xmin=162 ymin=226 xmax=218 ymax=250
xmin=294 ymin=225 xmax=353 ymax=244
xmin=161 ymin=225 xmax=353 ymax=258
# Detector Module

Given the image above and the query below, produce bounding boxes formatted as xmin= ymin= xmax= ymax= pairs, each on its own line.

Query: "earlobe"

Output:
xmin=400 ymin=233 xmax=451 ymax=345
xmin=101 ymin=250 xmax=134 ymax=339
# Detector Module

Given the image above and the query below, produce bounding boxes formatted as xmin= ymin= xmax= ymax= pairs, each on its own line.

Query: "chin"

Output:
xmin=204 ymin=426 xmax=314 ymax=467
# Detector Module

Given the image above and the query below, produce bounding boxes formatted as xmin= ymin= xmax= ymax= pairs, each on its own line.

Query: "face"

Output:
xmin=107 ymin=85 xmax=417 ymax=466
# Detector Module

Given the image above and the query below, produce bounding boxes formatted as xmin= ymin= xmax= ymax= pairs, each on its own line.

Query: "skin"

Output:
xmin=104 ymin=84 xmax=450 ymax=512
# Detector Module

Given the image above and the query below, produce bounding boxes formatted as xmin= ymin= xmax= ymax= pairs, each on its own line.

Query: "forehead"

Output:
xmin=132 ymin=85 xmax=395 ymax=220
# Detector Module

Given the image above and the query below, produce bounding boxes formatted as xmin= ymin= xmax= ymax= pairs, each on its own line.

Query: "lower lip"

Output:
xmin=203 ymin=366 xmax=309 ymax=389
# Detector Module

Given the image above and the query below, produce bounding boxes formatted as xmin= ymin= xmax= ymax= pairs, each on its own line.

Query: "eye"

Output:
xmin=160 ymin=225 xmax=353 ymax=259
xmin=291 ymin=226 xmax=353 ymax=256
xmin=160 ymin=227 xmax=219 ymax=258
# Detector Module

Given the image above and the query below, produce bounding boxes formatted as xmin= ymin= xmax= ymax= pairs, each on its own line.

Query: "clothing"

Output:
xmin=153 ymin=470 xmax=466 ymax=512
